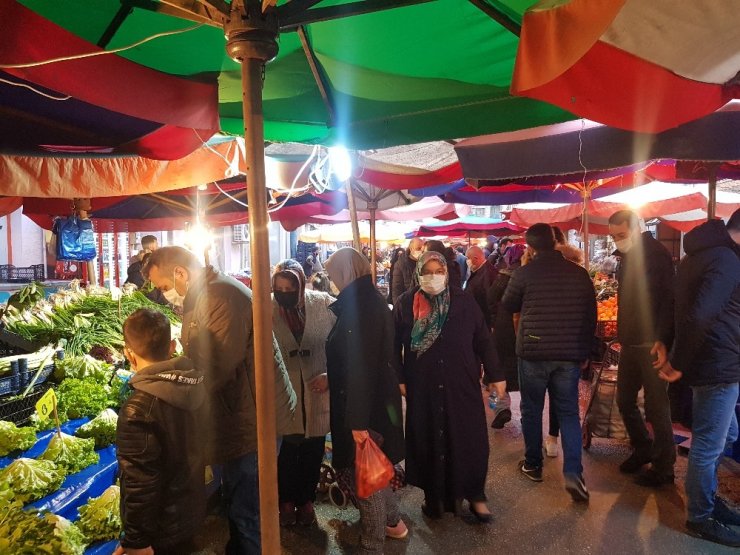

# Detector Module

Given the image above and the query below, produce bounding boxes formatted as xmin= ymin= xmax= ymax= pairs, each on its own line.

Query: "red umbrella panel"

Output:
xmin=505 ymin=182 xmax=740 ymax=230
xmin=0 ymin=0 xmax=219 ymax=159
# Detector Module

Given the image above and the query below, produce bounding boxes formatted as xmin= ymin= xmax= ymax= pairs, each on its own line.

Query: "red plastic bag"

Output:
xmin=353 ymin=431 xmax=394 ymax=499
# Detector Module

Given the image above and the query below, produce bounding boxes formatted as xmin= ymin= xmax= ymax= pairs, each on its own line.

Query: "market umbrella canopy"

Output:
xmin=454 ymin=102 xmax=740 ymax=181
xmin=0 ymin=0 xmax=220 ymax=159
xmin=411 ymin=216 xmax=524 ymax=238
xmin=511 ymin=0 xmax=740 ymax=133
xmin=506 ymin=181 xmax=740 ymax=233
xmin=18 ymin=0 xmax=578 ymax=149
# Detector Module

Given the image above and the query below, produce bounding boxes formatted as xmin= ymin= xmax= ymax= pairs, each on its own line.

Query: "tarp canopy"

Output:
xmin=506 ymin=182 xmax=740 ymax=232
xmin=410 ymin=216 xmax=524 ymax=238
xmin=15 ymin=0 xmax=579 ymax=150
xmin=298 ymin=221 xmax=410 ymax=244
xmin=455 ymin=102 xmax=740 ymax=181
xmin=512 ymin=0 xmax=740 ymax=133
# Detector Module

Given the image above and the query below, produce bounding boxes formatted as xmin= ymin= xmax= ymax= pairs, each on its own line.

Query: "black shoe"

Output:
xmin=564 ymin=473 xmax=590 ymax=503
xmin=491 ymin=408 xmax=512 ymax=429
xmin=634 ymin=468 xmax=675 ymax=488
xmin=713 ymin=496 xmax=740 ymax=526
xmin=619 ymin=451 xmax=652 ymax=474
xmin=519 ymin=460 xmax=543 ymax=482
xmin=686 ymin=518 xmax=740 ymax=547
xmin=469 ymin=502 xmax=493 ymax=524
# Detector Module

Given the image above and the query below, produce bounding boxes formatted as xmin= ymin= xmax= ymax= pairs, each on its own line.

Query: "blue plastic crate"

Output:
xmin=0 ymin=363 xmax=54 ymax=398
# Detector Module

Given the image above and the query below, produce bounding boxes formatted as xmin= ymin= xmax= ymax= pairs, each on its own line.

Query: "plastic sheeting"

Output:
xmin=0 ymin=418 xmax=119 ymax=554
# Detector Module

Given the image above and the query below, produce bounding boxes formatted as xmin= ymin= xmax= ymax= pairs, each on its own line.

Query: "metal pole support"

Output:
xmin=225 ymin=2 xmax=280 ymax=553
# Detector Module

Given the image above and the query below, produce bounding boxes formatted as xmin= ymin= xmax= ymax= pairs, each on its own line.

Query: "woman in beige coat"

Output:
xmin=272 ymin=259 xmax=336 ymax=526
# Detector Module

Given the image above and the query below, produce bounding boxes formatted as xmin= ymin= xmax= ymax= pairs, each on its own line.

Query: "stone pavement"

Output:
xmin=200 ymin=390 xmax=740 ymax=554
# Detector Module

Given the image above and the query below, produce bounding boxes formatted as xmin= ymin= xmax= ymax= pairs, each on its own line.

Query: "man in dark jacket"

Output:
xmin=115 ymin=308 xmax=206 ymax=555
xmin=124 ymin=235 xmax=158 ymax=288
xmin=144 ymin=247 xmax=296 ymax=554
xmin=608 ymin=210 xmax=676 ymax=487
xmin=502 ymin=223 xmax=596 ymax=502
xmin=465 ymin=245 xmax=498 ymax=328
xmin=391 ymin=238 xmax=423 ymax=304
xmin=658 ymin=211 xmax=740 ymax=547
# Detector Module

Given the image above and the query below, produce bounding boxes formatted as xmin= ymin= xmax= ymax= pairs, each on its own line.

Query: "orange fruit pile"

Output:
xmin=597 ymin=295 xmax=618 ymax=322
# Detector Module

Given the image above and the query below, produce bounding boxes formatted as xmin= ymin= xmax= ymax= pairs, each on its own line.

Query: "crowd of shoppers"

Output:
xmin=113 ymin=211 xmax=739 ymax=553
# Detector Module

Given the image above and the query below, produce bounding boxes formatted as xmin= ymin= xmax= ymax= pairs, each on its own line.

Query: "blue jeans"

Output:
xmin=519 ymin=359 xmax=583 ymax=474
xmin=686 ymin=382 xmax=739 ymax=523
xmin=222 ymin=439 xmax=282 ymax=555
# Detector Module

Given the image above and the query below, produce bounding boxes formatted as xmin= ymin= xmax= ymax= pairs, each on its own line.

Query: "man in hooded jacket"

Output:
xmin=658 ymin=210 xmax=740 ymax=547
xmin=115 ymin=308 xmax=207 ymax=555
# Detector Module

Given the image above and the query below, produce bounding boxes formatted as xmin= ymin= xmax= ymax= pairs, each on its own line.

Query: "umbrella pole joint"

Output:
xmin=225 ymin=0 xmax=279 ymax=64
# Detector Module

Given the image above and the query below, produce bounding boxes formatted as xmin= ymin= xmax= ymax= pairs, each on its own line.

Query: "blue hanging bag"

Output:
xmin=53 ymin=216 xmax=97 ymax=261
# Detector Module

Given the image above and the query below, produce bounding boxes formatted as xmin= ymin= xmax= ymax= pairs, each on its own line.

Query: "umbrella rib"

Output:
xmin=297 ymin=26 xmax=335 ymax=127
xmin=129 ymin=0 xmax=226 ymax=27
xmin=97 ymin=2 xmax=134 ymax=48
xmin=279 ymin=0 xmax=435 ymax=32
xmin=467 ymin=0 xmax=521 ymax=36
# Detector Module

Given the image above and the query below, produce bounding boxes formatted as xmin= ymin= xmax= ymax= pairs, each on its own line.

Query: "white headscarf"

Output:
xmin=324 ymin=247 xmax=371 ymax=292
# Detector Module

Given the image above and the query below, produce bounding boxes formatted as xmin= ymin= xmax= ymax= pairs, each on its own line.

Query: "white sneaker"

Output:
xmin=545 ymin=436 xmax=559 ymax=457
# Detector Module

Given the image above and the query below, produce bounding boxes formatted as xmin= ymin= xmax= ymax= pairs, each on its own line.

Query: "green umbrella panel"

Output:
xmin=19 ymin=0 xmax=575 ymax=149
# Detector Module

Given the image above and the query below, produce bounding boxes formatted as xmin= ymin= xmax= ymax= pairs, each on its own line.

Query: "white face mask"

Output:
xmin=410 ymin=249 xmax=423 ymax=261
xmin=163 ymin=287 xmax=185 ymax=308
xmin=615 ymin=237 xmax=634 ymax=253
xmin=163 ymin=270 xmax=186 ymax=307
xmin=419 ymin=274 xmax=447 ymax=296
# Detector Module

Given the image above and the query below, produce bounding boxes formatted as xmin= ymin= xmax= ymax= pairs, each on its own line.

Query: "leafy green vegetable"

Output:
xmin=0 ymin=420 xmax=37 ymax=456
xmin=57 ymin=378 xmax=112 ymax=420
xmin=0 ymin=508 xmax=86 ymax=555
xmin=75 ymin=409 xmax=118 ymax=449
xmin=53 ymin=355 xmax=112 ymax=384
xmin=0 ymin=458 xmax=65 ymax=503
xmin=4 ymin=287 xmax=179 ymax=357
xmin=30 ymin=411 xmax=69 ymax=431
xmin=77 ymin=485 xmax=121 ymax=543
xmin=39 ymin=433 xmax=99 ymax=475
xmin=6 ymin=282 xmax=45 ymax=311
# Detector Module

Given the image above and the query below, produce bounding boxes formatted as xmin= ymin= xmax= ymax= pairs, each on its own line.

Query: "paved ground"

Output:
xmin=200 ymin=390 xmax=740 ymax=555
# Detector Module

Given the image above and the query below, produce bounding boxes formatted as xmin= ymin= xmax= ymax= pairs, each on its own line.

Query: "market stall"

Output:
xmin=0 ymin=281 xmax=180 ymax=553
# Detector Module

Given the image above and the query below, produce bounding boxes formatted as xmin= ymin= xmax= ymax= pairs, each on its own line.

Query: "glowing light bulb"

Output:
xmin=328 ymin=146 xmax=352 ymax=182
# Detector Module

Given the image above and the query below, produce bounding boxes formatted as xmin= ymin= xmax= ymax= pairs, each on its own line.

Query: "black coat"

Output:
xmin=487 ymin=270 xmax=518 ymax=389
xmin=670 ymin=220 xmax=740 ymax=386
xmin=502 ymin=250 xmax=596 ymax=361
xmin=465 ymin=261 xmax=498 ymax=328
xmin=326 ymin=275 xmax=404 ymax=470
xmin=615 ymin=231 xmax=675 ymax=347
xmin=124 ymin=260 xmax=145 ymax=288
xmin=391 ymin=251 xmax=417 ymax=304
xmin=117 ymin=358 xmax=206 ymax=550
xmin=393 ymin=286 xmax=501 ymax=503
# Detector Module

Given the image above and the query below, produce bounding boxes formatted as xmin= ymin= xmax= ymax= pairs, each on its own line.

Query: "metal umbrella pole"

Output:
xmin=345 ymin=178 xmax=362 ymax=251
xmin=369 ymin=202 xmax=377 ymax=282
xmin=707 ymin=163 xmax=718 ymax=220
xmin=226 ymin=2 xmax=280 ymax=553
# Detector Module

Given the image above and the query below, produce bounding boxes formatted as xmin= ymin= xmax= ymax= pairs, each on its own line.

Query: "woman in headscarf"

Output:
xmin=324 ymin=248 xmax=406 ymax=553
xmin=394 ymin=251 xmax=504 ymax=522
xmin=272 ymin=260 xmax=335 ymax=527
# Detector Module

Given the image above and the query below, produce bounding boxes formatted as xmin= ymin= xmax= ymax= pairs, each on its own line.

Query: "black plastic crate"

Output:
xmin=0 ymin=264 xmax=14 ymax=282
xmin=0 ymin=328 xmax=43 ymax=356
xmin=0 ymin=383 xmax=52 ymax=425
xmin=8 ymin=266 xmax=39 ymax=283
xmin=604 ymin=343 xmax=621 ymax=368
